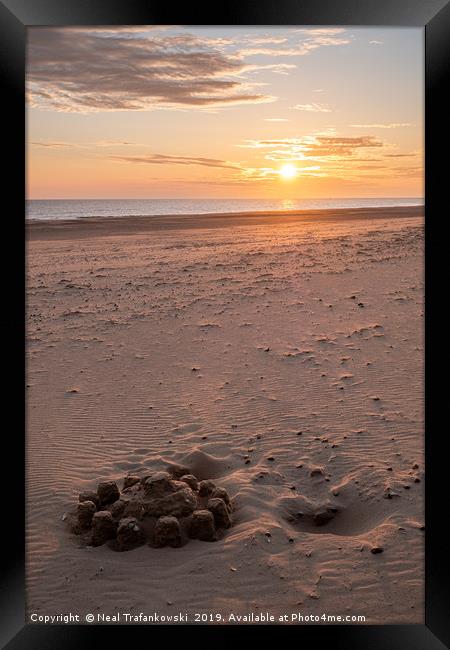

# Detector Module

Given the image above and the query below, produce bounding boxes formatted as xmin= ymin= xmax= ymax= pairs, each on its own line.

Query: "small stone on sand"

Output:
xmin=370 ymin=546 xmax=384 ymax=554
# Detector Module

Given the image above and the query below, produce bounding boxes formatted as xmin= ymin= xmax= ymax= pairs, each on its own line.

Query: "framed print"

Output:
xmin=0 ymin=0 xmax=449 ymax=648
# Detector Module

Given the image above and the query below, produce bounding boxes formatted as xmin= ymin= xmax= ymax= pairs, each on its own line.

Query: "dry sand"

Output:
xmin=26 ymin=206 xmax=424 ymax=624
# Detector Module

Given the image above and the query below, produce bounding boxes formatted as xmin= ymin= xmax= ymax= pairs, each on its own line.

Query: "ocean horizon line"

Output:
xmin=27 ymin=196 xmax=424 ymax=202
xmin=26 ymin=197 xmax=424 ymax=222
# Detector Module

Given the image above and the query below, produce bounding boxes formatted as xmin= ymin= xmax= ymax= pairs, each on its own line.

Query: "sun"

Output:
xmin=279 ymin=163 xmax=297 ymax=180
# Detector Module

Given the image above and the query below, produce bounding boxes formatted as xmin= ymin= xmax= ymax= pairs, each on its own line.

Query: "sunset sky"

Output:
xmin=27 ymin=26 xmax=423 ymax=199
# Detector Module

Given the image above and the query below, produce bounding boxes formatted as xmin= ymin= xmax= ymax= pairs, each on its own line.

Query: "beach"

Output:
xmin=26 ymin=205 xmax=424 ymax=624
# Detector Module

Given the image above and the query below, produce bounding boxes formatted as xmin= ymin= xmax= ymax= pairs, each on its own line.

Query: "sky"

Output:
xmin=26 ymin=26 xmax=424 ymax=200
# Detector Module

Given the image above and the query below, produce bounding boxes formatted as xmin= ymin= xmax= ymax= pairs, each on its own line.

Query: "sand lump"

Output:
xmin=68 ymin=469 xmax=233 ymax=550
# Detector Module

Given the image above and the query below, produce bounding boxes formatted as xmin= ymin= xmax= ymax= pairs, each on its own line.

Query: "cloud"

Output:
xmin=242 ymin=63 xmax=297 ymax=75
xmin=238 ymin=135 xmax=383 ymax=158
xmin=234 ymin=128 xmax=421 ymax=184
xmin=27 ymin=28 xmax=276 ymax=112
xmin=109 ymin=153 xmax=239 ymax=170
xmin=369 ymin=40 xmax=384 ymax=45
xmin=291 ymin=103 xmax=331 ymax=113
xmin=109 ymin=149 xmax=323 ymax=183
xmin=264 ymin=118 xmax=289 ymax=122
xmin=27 ymin=27 xmax=354 ymax=112
xmin=307 ymin=136 xmax=383 ymax=156
xmin=384 ymin=152 xmax=417 ymax=157
xmin=29 ymin=140 xmax=73 ymax=148
xmin=243 ymin=35 xmax=289 ymax=45
xmin=30 ymin=139 xmax=136 ymax=148
xmin=108 ymin=151 xmax=321 ymax=184
xmin=350 ymin=123 xmax=412 ymax=129
xmin=393 ymin=166 xmax=423 ymax=177
xmin=295 ymin=28 xmax=347 ymax=36
xmin=242 ymin=165 xmax=322 ymax=180
xmin=241 ymin=29 xmax=350 ymax=57
xmin=94 ymin=140 xmax=136 ymax=147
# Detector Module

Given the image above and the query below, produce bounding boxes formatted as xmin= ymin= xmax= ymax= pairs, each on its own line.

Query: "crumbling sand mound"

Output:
xmin=67 ymin=465 xmax=233 ymax=551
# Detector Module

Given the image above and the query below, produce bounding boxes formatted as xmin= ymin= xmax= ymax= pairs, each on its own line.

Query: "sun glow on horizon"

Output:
xmin=27 ymin=26 xmax=423 ymax=199
xmin=279 ymin=164 xmax=298 ymax=180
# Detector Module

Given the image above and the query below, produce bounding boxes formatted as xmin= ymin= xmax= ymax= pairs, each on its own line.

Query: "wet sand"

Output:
xmin=27 ymin=205 xmax=422 ymax=240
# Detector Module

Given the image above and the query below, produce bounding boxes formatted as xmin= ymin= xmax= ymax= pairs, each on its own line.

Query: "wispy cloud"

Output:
xmin=109 ymin=153 xmax=240 ymax=170
xmin=291 ymin=103 xmax=331 ymax=113
xmin=238 ymin=135 xmax=383 ymax=158
xmin=94 ymin=140 xmax=136 ymax=147
xmin=241 ymin=29 xmax=350 ymax=57
xmin=384 ymin=152 xmax=417 ymax=157
xmin=30 ymin=140 xmax=73 ymax=148
xmin=30 ymin=139 xmax=136 ymax=148
xmin=240 ymin=165 xmax=322 ymax=181
xmin=350 ymin=122 xmax=412 ymax=129
xmin=295 ymin=28 xmax=347 ymax=36
xmin=27 ymin=28 xmax=277 ymax=112
xmin=108 ymin=149 xmax=324 ymax=183
xmin=264 ymin=117 xmax=289 ymax=122
xmin=27 ymin=26 xmax=353 ymax=113
xmin=242 ymin=63 xmax=297 ymax=75
xmin=243 ymin=35 xmax=289 ymax=46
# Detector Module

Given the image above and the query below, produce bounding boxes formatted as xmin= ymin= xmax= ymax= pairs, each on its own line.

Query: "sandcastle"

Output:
xmin=68 ymin=465 xmax=233 ymax=551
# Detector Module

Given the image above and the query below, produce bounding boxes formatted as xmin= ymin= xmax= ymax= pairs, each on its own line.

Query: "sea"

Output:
xmin=26 ymin=197 xmax=423 ymax=222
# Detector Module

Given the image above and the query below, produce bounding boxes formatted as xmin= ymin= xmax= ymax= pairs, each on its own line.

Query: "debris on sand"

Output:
xmin=370 ymin=546 xmax=384 ymax=554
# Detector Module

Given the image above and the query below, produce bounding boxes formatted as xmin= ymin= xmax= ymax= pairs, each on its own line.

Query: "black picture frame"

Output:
xmin=1 ymin=1 xmax=448 ymax=647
